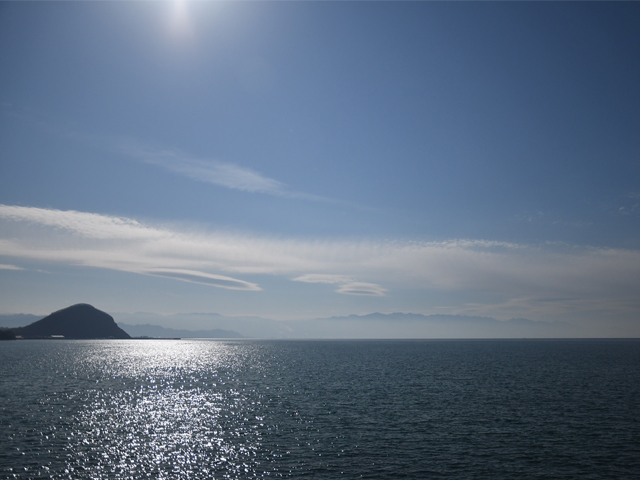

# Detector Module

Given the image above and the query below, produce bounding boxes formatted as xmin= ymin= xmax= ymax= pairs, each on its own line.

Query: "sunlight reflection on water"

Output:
xmin=68 ymin=340 xmax=266 ymax=479
xmin=2 ymin=340 xmax=278 ymax=479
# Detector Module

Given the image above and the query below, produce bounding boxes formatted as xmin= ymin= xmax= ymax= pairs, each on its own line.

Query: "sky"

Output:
xmin=1 ymin=2 xmax=639 ymax=335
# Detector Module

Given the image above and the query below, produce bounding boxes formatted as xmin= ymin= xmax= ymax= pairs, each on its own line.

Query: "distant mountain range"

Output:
xmin=112 ymin=311 xmax=294 ymax=338
xmin=111 ymin=311 xmax=579 ymax=339
xmin=302 ymin=313 xmax=579 ymax=339
xmin=0 ymin=313 xmax=45 ymax=328
xmin=1 ymin=307 xmax=581 ymax=339
xmin=118 ymin=323 xmax=243 ymax=339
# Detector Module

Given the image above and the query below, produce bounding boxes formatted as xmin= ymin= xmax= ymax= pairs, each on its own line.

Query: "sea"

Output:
xmin=1 ymin=339 xmax=639 ymax=479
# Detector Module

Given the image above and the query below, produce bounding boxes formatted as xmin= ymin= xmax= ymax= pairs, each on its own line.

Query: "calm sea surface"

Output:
xmin=1 ymin=339 xmax=639 ymax=479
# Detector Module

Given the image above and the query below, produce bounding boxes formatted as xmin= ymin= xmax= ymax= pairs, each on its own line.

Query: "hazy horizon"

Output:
xmin=0 ymin=306 xmax=611 ymax=339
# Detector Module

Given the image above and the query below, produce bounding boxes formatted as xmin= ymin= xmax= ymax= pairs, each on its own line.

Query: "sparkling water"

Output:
xmin=1 ymin=339 xmax=639 ymax=479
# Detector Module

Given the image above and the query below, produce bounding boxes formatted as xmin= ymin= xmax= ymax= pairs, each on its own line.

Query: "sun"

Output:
xmin=169 ymin=0 xmax=192 ymax=39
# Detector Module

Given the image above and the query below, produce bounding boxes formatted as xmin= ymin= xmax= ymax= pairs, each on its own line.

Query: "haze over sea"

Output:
xmin=2 ymin=339 xmax=639 ymax=479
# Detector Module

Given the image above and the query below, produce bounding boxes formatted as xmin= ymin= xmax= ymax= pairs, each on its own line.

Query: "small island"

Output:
xmin=10 ymin=303 xmax=131 ymax=339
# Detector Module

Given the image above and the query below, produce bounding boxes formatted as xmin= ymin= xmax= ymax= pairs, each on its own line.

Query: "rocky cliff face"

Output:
xmin=14 ymin=304 xmax=131 ymax=339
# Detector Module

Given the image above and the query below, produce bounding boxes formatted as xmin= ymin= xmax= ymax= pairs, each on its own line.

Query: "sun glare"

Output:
xmin=169 ymin=0 xmax=192 ymax=39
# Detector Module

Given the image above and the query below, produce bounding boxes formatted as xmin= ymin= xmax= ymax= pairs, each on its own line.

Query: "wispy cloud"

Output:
xmin=1 ymin=108 xmax=286 ymax=196
xmin=0 ymin=264 xmax=24 ymax=271
xmin=121 ymin=143 xmax=286 ymax=195
xmin=293 ymin=274 xmax=352 ymax=284
xmin=336 ymin=282 xmax=387 ymax=297
xmin=143 ymin=268 xmax=260 ymax=291
xmin=118 ymin=141 xmax=336 ymax=203
xmin=293 ymin=274 xmax=386 ymax=297
xmin=1 ymin=205 xmax=640 ymax=318
xmin=1 ymin=110 xmax=341 ymax=203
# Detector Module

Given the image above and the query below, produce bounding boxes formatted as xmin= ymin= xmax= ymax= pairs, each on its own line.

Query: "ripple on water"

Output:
xmin=1 ymin=339 xmax=640 ymax=479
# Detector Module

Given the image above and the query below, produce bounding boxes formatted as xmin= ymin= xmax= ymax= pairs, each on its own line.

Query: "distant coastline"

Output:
xmin=0 ymin=305 xmax=591 ymax=339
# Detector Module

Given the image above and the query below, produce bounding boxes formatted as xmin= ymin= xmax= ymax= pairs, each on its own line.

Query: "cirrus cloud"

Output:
xmin=0 ymin=263 xmax=25 ymax=271
xmin=293 ymin=274 xmax=386 ymax=297
xmin=143 ymin=268 xmax=260 ymax=291
xmin=1 ymin=205 xmax=640 ymax=320
xmin=118 ymin=141 xmax=336 ymax=203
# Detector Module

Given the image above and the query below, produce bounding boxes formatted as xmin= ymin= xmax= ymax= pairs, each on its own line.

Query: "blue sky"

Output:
xmin=1 ymin=2 xmax=639 ymax=334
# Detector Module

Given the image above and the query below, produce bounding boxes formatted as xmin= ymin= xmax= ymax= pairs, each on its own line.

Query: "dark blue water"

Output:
xmin=1 ymin=339 xmax=639 ymax=479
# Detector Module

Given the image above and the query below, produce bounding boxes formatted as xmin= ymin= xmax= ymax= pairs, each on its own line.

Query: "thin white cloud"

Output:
xmin=293 ymin=274 xmax=386 ymax=296
xmin=293 ymin=274 xmax=355 ymax=285
xmin=0 ymin=264 xmax=24 ymax=271
xmin=122 ymin=143 xmax=285 ymax=195
xmin=0 ymin=204 xmax=164 ymax=240
xmin=336 ymin=282 xmax=387 ymax=297
xmin=144 ymin=269 xmax=260 ymax=291
xmin=1 ymin=205 xmax=640 ymax=318
xmin=117 ymin=141 xmax=341 ymax=204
